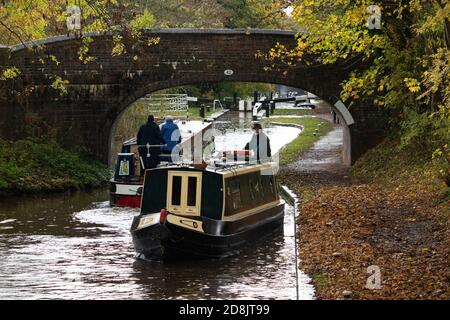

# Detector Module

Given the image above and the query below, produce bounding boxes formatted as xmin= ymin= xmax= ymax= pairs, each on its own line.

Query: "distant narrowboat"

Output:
xmin=130 ymin=160 xmax=284 ymax=260
xmin=109 ymin=137 xmax=144 ymax=208
xmin=109 ymin=120 xmax=214 ymax=208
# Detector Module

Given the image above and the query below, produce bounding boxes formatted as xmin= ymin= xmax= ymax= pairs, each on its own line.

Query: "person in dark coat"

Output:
xmin=244 ymin=122 xmax=272 ymax=163
xmin=160 ymin=115 xmax=182 ymax=163
xmin=137 ymin=115 xmax=165 ymax=173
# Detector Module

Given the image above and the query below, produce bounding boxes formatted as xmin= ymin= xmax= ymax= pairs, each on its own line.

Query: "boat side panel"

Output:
xmin=222 ymin=170 xmax=279 ymax=219
xmin=200 ymin=171 xmax=223 ymax=220
xmin=141 ymin=169 xmax=168 ymax=214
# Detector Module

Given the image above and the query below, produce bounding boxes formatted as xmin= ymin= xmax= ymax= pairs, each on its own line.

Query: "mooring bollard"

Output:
xmin=199 ymin=104 xmax=205 ymax=118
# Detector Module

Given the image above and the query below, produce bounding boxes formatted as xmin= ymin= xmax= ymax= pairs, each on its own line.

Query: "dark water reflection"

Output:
xmin=0 ymin=188 xmax=313 ymax=300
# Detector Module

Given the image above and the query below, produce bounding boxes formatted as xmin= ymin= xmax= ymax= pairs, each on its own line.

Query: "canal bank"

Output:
xmin=279 ymin=125 xmax=450 ymax=300
xmin=0 ymin=138 xmax=111 ymax=197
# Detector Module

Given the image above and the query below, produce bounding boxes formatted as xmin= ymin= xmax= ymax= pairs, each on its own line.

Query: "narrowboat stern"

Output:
xmin=130 ymin=162 xmax=284 ymax=260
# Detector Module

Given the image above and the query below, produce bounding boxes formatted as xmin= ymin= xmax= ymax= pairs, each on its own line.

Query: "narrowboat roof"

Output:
xmin=146 ymin=161 xmax=279 ymax=177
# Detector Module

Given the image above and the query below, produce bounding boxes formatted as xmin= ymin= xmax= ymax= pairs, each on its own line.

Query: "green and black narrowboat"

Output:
xmin=130 ymin=161 xmax=284 ymax=260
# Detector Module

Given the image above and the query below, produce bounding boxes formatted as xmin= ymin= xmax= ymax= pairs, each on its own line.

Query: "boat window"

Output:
xmin=167 ymin=171 xmax=202 ymax=216
xmin=249 ymin=180 xmax=257 ymax=202
xmin=260 ymin=175 xmax=275 ymax=202
xmin=254 ymin=175 xmax=264 ymax=204
xmin=224 ymin=171 xmax=280 ymax=218
xmin=246 ymin=173 xmax=254 ymax=201
xmin=231 ymin=181 xmax=242 ymax=210
xmin=171 ymin=175 xmax=182 ymax=206
xmin=240 ymin=174 xmax=254 ymax=208
xmin=254 ymin=176 xmax=261 ymax=194
xmin=269 ymin=176 xmax=277 ymax=197
xmin=187 ymin=176 xmax=197 ymax=207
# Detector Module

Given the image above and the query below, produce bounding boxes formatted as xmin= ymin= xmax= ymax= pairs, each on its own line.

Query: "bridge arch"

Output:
xmin=0 ymin=29 xmax=388 ymax=164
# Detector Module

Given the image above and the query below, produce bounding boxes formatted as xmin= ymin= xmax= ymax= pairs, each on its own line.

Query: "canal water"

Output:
xmin=0 ymin=111 xmax=315 ymax=300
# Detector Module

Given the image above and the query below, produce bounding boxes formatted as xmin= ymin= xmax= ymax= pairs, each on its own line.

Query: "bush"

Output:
xmin=0 ymin=137 xmax=111 ymax=193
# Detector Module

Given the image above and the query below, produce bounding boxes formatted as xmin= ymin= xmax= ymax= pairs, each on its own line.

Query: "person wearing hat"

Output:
xmin=137 ymin=114 xmax=165 ymax=173
xmin=244 ymin=122 xmax=272 ymax=163
xmin=160 ymin=115 xmax=182 ymax=162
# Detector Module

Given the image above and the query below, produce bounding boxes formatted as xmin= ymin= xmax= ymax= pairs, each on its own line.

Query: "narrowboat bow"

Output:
xmin=130 ymin=161 xmax=284 ymax=260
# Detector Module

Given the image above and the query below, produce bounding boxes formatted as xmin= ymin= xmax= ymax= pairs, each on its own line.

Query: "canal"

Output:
xmin=0 ymin=111 xmax=315 ymax=300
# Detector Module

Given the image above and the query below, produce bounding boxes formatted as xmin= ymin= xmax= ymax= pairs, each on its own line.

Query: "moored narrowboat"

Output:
xmin=110 ymin=120 xmax=214 ymax=208
xmin=109 ymin=137 xmax=145 ymax=208
xmin=130 ymin=161 xmax=284 ymax=260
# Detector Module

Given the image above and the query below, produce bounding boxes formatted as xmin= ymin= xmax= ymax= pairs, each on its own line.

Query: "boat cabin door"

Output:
xmin=166 ymin=171 xmax=202 ymax=216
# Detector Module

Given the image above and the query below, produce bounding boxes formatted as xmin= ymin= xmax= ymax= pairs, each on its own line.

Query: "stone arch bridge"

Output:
xmin=0 ymin=29 xmax=388 ymax=165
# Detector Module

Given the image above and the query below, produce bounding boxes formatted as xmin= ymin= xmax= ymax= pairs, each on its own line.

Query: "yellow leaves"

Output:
xmin=49 ymin=55 xmax=60 ymax=66
xmin=268 ymin=48 xmax=277 ymax=60
xmin=304 ymin=8 xmax=313 ymax=16
xmin=418 ymin=48 xmax=450 ymax=103
xmin=129 ymin=9 xmax=156 ymax=31
xmin=256 ymin=41 xmax=303 ymax=67
xmin=0 ymin=67 xmax=21 ymax=80
xmin=432 ymin=148 xmax=443 ymax=159
xmin=50 ymin=75 xmax=69 ymax=96
xmin=404 ymin=78 xmax=421 ymax=93
xmin=148 ymin=37 xmax=160 ymax=46
xmin=287 ymin=0 xmax=388 ymax=70
xmin=0 ymin=6 xmax=6 ymax=17
xmin=341 ymin=80 xmax=360 ymax=102
xmin=408 ymin=0 xmax=423 ymax=12
xmin=1 ymin=1 xmax=57 ymax=43
xmin=111 ymin=35 xmax=125 ymax=56
xmin=371 ymin=35 xmax=386 ymax=49
xmin=329 ymin=14 xmax=338 ymax=24
xmin=340 ymin=64 xmax=385 ymax=102
xmin=78 ymin=37 xmax=96 ymax=64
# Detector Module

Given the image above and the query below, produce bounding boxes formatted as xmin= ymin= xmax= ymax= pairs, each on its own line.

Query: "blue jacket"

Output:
xmin=161 ymin=119 xmax=181 ymax=152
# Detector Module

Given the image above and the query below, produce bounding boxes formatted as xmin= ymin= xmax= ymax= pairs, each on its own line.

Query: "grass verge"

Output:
xmin=350 ymin=136 xmax=449 ymax=200
xmin=0 ymin=137 xmax=111 ymax=195
xmin=272 ymin=108 xmax=315 ymax=116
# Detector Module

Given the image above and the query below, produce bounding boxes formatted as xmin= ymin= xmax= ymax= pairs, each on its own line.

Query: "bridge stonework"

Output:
xmin=0 ymin=29 xmax=388 ymax=164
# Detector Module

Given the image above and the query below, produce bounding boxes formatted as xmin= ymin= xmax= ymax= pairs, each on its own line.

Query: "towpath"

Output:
xmin=279 ymin=122 xmax=449 ymax=299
